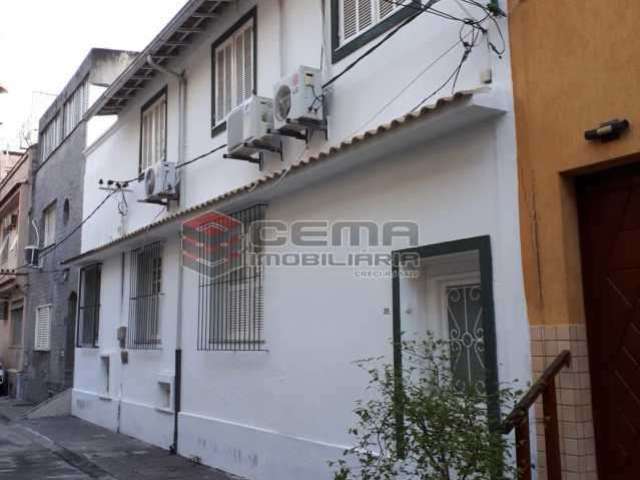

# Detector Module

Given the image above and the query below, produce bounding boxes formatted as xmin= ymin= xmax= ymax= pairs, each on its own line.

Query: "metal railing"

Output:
xmin=196 ymin=205 xmax=266 ymax=352
xmin=128 ymin=242 xmax=163 ymax=350
xmin=78 ymin=264 xmax=101 ymax=348
xmin=502 ymin=350 xmax=572 ymax=480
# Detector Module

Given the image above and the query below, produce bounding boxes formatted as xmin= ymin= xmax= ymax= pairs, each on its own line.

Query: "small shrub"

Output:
xmin=330 ymin=334 xmax=521 ymax=480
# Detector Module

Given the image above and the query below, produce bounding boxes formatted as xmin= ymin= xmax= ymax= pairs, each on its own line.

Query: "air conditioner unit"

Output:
xmin=273 ymin=66 xmax=324 ymax=132
xmin=227 ymin=96 xmax=276 ymax=157
xmin=142 ymin=162 xmax=178 ymax=203
xmin=24 ymin=245 xmax=39 ymax=267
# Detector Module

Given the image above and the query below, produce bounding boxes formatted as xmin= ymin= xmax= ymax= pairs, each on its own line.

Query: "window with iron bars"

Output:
xmin=78 ymin=264 xmax=101 ymax=348
xmin=128 ymin=242 xmax=163 ymax=349
xmin=196 ymin=205 xmax=265 ymax=351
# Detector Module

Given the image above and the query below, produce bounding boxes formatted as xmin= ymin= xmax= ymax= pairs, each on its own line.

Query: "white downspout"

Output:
xmin=146 ymin=55 xmax=186 ymax=453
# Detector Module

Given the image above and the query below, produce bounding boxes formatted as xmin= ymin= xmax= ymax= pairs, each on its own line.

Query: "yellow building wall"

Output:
xmin=509 ymin=0 xmax=640 ymax=326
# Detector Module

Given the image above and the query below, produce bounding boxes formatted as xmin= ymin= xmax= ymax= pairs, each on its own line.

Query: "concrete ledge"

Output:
xmin=178 ymin=411 xmax=351 ymax=480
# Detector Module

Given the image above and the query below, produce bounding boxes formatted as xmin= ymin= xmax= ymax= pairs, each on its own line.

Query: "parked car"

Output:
xmin=0 ymin=361 xmax=7 ymax=396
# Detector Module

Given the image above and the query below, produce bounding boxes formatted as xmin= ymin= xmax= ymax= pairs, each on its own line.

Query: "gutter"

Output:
xmin=145 ymin=55 xmax=186 ymax=456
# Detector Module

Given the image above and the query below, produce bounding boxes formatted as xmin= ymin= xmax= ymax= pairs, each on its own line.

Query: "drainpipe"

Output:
xmin=146 ymin=55 xmax=186 ymax=455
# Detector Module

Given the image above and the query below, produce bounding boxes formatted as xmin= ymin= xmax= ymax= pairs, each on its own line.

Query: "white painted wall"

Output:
xmin=74 ymin=1 xmax=529 ymax=479
xmin=81 ymin=0 xmax=506 ymax=252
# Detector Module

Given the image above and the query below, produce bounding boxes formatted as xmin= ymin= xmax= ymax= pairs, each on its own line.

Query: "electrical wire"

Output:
xmin=7 ymin=190 xmax=119 ymax=275
xmin=29 ymin=1 xmax=506 ymax=277
xmin=38 ymin=190 xmax=119 ymax=261
xmin=380 ymin=0 xmax=466 ymax=22
xmin=107 ymin=144 xmax=229 ymax=187
xmin=350 ymin=31 xmax=471 ymax=135
xmin=317 ymin=0 xmax=504 ymax=110
xmin=321 ymin=3 xmax=428 ymax=91
xmin=411 ymin=36 xmax=475 ymax=111
xmin=176 ymin=144 xmax=228 ymax=170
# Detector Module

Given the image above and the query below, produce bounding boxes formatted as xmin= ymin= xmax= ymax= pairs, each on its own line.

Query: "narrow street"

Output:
xmin=0 ymin=416 xmax=239 ymax=480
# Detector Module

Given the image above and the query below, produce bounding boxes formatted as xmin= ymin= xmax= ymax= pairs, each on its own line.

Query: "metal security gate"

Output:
xmin=196 ymin=205 xmax=265 ymax=351
xmin=128 ymin=242 xmax=163 ymax=350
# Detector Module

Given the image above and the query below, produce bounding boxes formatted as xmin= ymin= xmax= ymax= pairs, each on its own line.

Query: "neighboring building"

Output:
xmin=0 ymin=150 xmax=23 ymax=181
xmin=66 ymin=1 xmax=528 ymax=479
xmin=0 ymin=147 xmax=33 ymax=398
xmin=21 ymin=49 xmax=137 ymax=402
xmin=510 ymin=1 xmax=640 ymax=479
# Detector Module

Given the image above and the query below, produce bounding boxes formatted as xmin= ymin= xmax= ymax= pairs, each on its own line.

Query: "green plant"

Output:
xmin=330 ymin=334 xmax=521 ymax=480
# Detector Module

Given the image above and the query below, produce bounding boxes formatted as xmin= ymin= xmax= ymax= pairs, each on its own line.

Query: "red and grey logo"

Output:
xmin=182 ymin=210 xmax=245 ymax=280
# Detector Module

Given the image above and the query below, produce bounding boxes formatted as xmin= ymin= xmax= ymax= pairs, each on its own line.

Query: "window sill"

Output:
xmin=211 ymin=121 xmax=227 ymax=138
xmin=98 ymin=394 xmax=112 ymax=402
xmin=155 ymin=406 xmax=174 ymax=415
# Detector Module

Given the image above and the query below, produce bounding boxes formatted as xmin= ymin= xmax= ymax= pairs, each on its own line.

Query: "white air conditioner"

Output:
xmin=273 ymin=66 xmax=324 ymax=131
xmin=227 ymin=96 xmax=276 ymax=157
xmin=142 ymin=161 xmax=178 ymax=203
xmin=24 ymin=245 xmax=39 ymax=267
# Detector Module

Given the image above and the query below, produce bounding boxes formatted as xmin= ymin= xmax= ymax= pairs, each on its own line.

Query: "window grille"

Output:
xmin=196 ymin=205 xmax=265 ymax=351
xmin=35 ymin=305 xmax=52 ymax=351
xmin=128 ymin=242 xmax=163 ymax=349
xmin=446 ymin=283 xmax=486 ymax=392
xmin=78 ymin=264 xmax=101 ymax=348
xmin=140 ymin=92 xmax=167 ymax=172
xmin=10 ymin=301 xmax=23 ymax=347
xmin=213 ymin=17 xmax=255 ymax=124
xmin=340 ymin=0 xmax=400 ymax=44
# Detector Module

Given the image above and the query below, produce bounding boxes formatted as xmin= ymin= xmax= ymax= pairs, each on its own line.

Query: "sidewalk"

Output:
xmin=0 ymin=397 xmax=36 ymax=422
xmin=0 ymin=413 xmax=242 ymax=479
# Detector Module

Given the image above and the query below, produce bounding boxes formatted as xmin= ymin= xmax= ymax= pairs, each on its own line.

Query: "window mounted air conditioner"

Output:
xmin=273 ymin=66 xmax=324 ymax=132
xmin=24 ymin=245 xmax=39 ymax=267
xmin=142 ymin=161 xmax=178 ymax=203
xmin=227 ymin=96 xmax=276 ymax=157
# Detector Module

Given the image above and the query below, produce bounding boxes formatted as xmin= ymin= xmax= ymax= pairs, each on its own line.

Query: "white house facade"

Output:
xmin=65 ymin=1 xmax=530 ymax=478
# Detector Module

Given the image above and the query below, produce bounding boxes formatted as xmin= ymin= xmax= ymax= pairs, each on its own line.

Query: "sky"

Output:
xmin=0 ymin=0 xmax=188 ymax=151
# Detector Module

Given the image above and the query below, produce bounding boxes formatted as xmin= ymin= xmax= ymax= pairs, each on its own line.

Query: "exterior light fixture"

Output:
xmin=584 ymin=119 xmax=630 ymax=143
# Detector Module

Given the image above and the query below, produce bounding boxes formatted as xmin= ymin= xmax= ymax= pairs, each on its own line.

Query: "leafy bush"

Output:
xmin=331 ymin=334 xmax=520 ymax=480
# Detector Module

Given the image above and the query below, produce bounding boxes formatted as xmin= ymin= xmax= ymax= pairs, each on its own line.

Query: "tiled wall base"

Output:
xmin=530 ymin=324 xmax=598 ymax=480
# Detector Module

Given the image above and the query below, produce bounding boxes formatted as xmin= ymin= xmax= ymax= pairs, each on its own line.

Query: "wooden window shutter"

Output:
xmin=243 ymin=27 xmax=253 ymax=101
xmin=35 ymin=305 xmax=51 ymax=351
xmin=216 ymin=49 xmax=225 ymax=122
xmin=358 ymin=0 xmax=374 ymax=31
xmin=224 ymin=43 xmax=233 ymax=118
xmin=342 ymin=0 xmax=358 ymax=41
xmin=379 ymin=0 xmax=395 ymax=19
xmin=227 ymin=282 xmax=250 ymax=341
xmin=235 ymin=31 xmax=245 ymax=106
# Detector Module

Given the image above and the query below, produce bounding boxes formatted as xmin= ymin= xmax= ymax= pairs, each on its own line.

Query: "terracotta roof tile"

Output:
xmin=64 ymin=91 xmax=473 ymax=264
